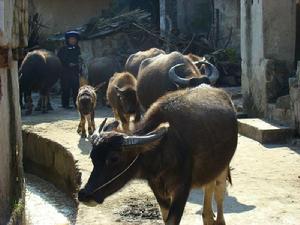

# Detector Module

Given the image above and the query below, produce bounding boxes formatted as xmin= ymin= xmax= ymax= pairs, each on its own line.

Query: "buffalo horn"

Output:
xmin=122 ymin=126 xmax=168 ymax=148
xmin=98 ymin=118 xmax=108 ymax=133
xmin=193 ymin=61 xmax=219 ymax=85
xmin=168 ymin=63 xmax=190 ymax=86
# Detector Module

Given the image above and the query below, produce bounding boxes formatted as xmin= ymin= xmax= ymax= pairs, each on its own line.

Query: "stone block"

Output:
xmin=238 ymin=118 xmax=294 ymax=144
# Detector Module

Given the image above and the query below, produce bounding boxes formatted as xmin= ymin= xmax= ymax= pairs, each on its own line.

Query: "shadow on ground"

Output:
xmin=188 ymin=190 xmax=256 ymax=214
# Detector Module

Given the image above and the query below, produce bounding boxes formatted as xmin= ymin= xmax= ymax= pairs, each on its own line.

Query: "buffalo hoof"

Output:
xmin=88 ymin=128 xmax=94 ymax=135
xmin=77 ymin=128 xmax=82 ymax=135
xmin=35 ymin=106 xmax=41 ymax=111
xmin=81 ymin=132 xmax=87 ymax=138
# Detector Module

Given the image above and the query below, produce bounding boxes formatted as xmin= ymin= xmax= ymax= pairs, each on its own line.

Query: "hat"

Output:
xmin=65 ymin=31 xmax=80 ymax=40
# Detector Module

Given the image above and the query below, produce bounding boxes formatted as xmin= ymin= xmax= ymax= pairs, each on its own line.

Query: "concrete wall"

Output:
xmin=241 ymin=0 xmax=296 ymax=117
xmin=0 ymin=0 xmax=27 ymax=223
xmin=215 ymin=0 xmax=240 ymax=51
xmin=29 ymin=0 xmax=111 ymax=35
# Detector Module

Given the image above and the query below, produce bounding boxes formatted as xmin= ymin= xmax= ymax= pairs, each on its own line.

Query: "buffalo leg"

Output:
xmin=149 ymin=182 xmax=171 ymax=222
xmin=25 ymin=94 xmax=33 ymax=115
xmin=118 ymin=110 xmax=129 ymax=131
xmin=165 ymin=184 xmax=190 ymax=225
xmin=202 ymin=182 xmax=216 ymax=225
xmin=77 ymin=113 xmax=87 ymax=138
xmin=91 ymin=110 xmax=96 ymax=133
xmin=41 ymin=95 xmax=48 ymax=113
xmin=87 ymin=114 xmax=94 ymax=135
xmin=213 ymin=168 xmax=228 ymax=225
xmin=134 ymin=106 xmax=141 ymax=122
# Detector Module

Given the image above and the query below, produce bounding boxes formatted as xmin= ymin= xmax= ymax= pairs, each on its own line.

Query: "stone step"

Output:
xmin=238 ymin=118 xmax=294 ymax=144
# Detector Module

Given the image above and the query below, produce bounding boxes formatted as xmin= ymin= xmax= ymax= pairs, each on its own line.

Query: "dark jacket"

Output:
xmin=57 ymin=45 xmax=81 ymax=72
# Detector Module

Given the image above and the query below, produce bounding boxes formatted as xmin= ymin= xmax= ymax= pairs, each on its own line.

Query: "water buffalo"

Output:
xmin=78 ymin=86 xmax=237 ymax=225
xmin=136 ymin=51 xmax=219 ymax=110
xmin=87 ymin=57 xmax=121 ymax=105
xmin=125 ymin=48 xmax=166 ymax=77
xmin=76 ymin=85 xmax=98 ymax=138
xmin=19 ymin=49 xmax=62 ymax=114
xmin=107 ymin=72 xmax=140 ymax=131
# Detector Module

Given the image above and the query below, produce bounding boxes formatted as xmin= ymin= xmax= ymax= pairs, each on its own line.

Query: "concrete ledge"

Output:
xmin=22 ymin=129 xmax=81 ymax=199
xmin=238 ymin=118 xmax=295 ymax=144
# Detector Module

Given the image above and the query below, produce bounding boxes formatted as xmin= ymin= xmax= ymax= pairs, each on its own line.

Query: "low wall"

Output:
xmin=22 ymin=129 xmax=81 ymax=199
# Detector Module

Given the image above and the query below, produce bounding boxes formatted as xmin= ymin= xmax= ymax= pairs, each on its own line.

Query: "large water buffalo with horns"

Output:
xmin=125 ymin=48 xmax=166 ymax=77
xmin=136 ymin=51 xmax=219 ymax=110
xmin=78 ymin=86 xmax=237 ymax=225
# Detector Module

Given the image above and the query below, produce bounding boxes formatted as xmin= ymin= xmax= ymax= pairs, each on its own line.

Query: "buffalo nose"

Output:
xmin=78 ymin=189 xmax=90 ymax=202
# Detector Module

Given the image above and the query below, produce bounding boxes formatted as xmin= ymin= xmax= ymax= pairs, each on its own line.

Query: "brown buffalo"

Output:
xmin=88 ymin=57 xmax=121 ymax=105
xmin=136 ymin=51 xmax=218 ymax=110
xmin=78 ymin=86 xmax=237 ymax=225
xmin=76 ymin=85 xmax=97 ymax=138
xmin=125 ymin=48 xmax=166 ymax=77
xmin=107 ymin=72 xmax=140 ymax=131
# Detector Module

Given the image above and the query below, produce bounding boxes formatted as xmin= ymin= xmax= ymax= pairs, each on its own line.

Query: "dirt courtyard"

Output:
xmin=22 ymin=94 xmax=300 ymax=225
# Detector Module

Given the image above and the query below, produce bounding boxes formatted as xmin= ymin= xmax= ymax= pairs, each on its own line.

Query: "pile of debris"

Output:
xmin=47 ymin=9 xmax=152 ymax=41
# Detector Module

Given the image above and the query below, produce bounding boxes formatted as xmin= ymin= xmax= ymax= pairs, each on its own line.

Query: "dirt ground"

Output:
xmin=22 ymin=94 xmax=300 ymax=225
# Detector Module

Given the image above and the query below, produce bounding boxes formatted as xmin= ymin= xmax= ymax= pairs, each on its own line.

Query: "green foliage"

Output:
xmin=224 ymin=48 xmax=239 ymax=63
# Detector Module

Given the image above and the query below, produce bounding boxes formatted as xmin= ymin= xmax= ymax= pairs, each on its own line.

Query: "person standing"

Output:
xmin=57 ymin=31 xmax=81 ymax=109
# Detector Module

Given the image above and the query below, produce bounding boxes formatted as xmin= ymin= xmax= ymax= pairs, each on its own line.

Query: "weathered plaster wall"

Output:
xmin=29 ymin=0 xmax=111 ymax=35
xmin=241 ymin=0 xmax=296 ymax=117
xmin=215 ymin=0 xmax=240 ymax=51
xmin=0 ymin=69 xmax=11 ymax=223
xmin=0 ymin=0 xmax=27 ymax=224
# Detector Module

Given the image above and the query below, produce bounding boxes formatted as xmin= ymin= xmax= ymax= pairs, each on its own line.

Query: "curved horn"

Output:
xmin=168 ymin=63 xmax=190 ymax=87
xmin=98 ymin=118 xmax=108 ymax=133
xmin=122 ymin=126 xmax=168 ymax=149
xmin=193 ymin=61 xmax=219 ymax=85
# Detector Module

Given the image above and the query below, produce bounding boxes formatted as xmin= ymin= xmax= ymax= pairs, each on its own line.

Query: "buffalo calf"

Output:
xmin=76 ymin=85 xmax=97 ymax=138
xmin=107 ymin=72 xmax=140 ymax=131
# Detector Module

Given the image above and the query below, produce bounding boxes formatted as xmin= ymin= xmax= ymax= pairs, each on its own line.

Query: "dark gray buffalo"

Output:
xmin=78 ymin=86 xmax=237 ymax=225
xmin=88 ymin=57 xmax=121 ymax=105
xmin=19 ymin=49 xmax=62 ymax=114
xmin=137 ymin=51 xmax=219 ymax=110
xmin=125 ymin=48 xmax=166 ymax=77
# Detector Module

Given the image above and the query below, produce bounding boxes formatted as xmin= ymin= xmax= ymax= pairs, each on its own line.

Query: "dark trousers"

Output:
xmin=61 ymin=68 xmax=79 ymax=107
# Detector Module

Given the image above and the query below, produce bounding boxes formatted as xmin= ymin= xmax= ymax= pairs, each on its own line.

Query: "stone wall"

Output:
xmin=241 ymin=0 xmax=296 ymax=117
xmin=29 ymin=0 xmax=111 ymax=35
xmin=0 ymin=0 xmax=27 ymax=223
